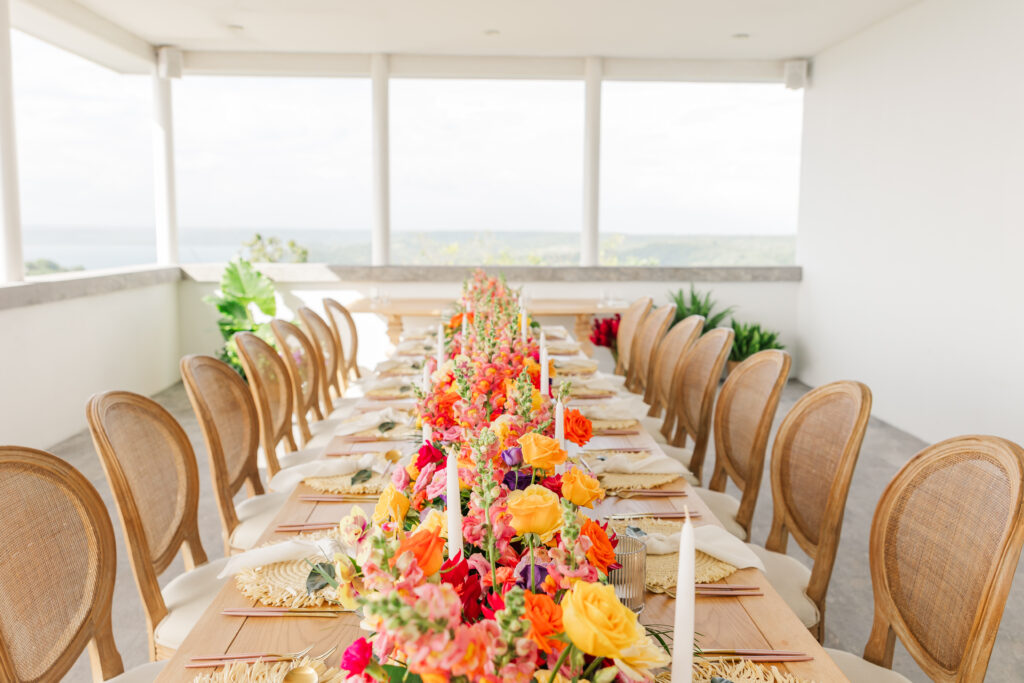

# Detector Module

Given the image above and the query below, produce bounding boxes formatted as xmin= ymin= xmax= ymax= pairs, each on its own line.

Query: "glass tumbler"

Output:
xmin=608 ymin=535 xmax=647 ymax=614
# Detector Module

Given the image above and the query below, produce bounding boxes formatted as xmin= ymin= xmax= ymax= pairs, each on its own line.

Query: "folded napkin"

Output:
xmin=334 ymin=407 xmax=409 ymax=436
xmin=586 ymin=451 xmax=686 ymax=475
xmin=569 ymin=376 xmax=618 ymax=393
xmin=396 ymin=339 xmax=434 ymax=353
xmin=363 ymin=376 xmax=413 ymax=391
xmin=217 ymin=536 xmax=342 ymax=578
xmin=540 ymin=325 xmax=569 ymax=339
xmin=554 ymin=359 xmax=599 ymax=374
xmin=576 ymin=396 xmax=648 ymax=421
xmin=639 ymin=523 xmax=766 ymax=572
xmin=269 ymin=453 xmax=390 ymax=492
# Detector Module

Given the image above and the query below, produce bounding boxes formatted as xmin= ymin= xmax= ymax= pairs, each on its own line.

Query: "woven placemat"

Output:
xmin=590 ymin=418 xmax=640 ymax=431
xmin=192 ymin=658 xmax=345 ymax=683
xmin=352 ymin=425 xmax=417 ymax=440
xmin=305 ymin=470 xmax=389 ymax=495
xmin=236 ymin=529 xmax=344 ymax=607
xmin=365 ymin=386 xmax=414 ymax=400
xmin=599 ymin=472 xmax=681 ymax=495
xmin=654 ymin=659 xmax=816 ymax=683
xmin=609 ymin=518 xmax=737 ymax=591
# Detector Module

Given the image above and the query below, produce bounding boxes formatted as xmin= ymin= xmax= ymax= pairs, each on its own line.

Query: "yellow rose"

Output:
xmin=519 ymin=432 xmax=567 ymax=472
xmin=373 ymin=484 xmax=410 ymax=526
xmin=561 ymin=581 xmax=640 ymax=658
xmin=506 ymin=484 xmax=563 ymax=540
xmin=561 ymin=467 xmax=605 ymax=508
xmin=417 ymin=507 xmax=449 ymax=539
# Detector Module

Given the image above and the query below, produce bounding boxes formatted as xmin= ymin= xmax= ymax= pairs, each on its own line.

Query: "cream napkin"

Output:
xmin=577 ymin=396 xmax=647 ymax=420
xmin=333 ymin=407 xmax=407 ymax=436
xmin=569 ymin=376 xmax=618 ymax=393
xmin=269 ymin=453 xmax=389 ymax=492
xmin=638 ymin=524 xmax=766 ymax=572
xmin=216 ymin=537 xmax=344 ymax=578
xmin=362 ymin=376 xmax=413 ymax=391
xmin=586 ymin=451 xmax=686 ymax=475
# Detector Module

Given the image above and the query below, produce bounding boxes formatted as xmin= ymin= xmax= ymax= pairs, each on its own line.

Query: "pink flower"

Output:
xmin=339 ymin=637 xmax=372 ymax=675
xmin=391 ymin=466 xmax=410 ymax=490
xmin=425 ymin=467 xmax=447 ymax=500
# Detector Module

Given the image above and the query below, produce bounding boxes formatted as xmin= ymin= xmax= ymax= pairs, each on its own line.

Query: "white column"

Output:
xmin=581 ymin=57 xmax=602 ymax=267
xmin=0 ymin=0 xmax=23 ymax=283
xmin=152 ymin=47 xmax=179 ymax=265
xmin=371 ymin=53 xmax=390 ymax=266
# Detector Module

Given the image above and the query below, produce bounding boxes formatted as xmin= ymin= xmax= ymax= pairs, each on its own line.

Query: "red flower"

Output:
xmin=539 ymin=474 xmax=563 ymax=495
xmin=415 ymin=443 xmax=445 ymax=470
xmin=481 ymin=591 xmax=505 ymax=619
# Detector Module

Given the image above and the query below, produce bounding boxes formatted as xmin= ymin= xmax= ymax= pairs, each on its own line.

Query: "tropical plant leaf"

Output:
xmin=351 ymin=468 xmax=373 ymax=485
xmin=305 ymin=562 xmax=336 ymax=595
xmin=221 ymin=259 xmax=277 ymax=317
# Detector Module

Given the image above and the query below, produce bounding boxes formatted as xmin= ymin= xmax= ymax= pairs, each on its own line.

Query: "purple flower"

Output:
xmin=502 ymin=469 xmax=532 ymax=491
xmin=514 ymin=556 xmax=550 ymax=590
xmin=501 ymin=446 xmax=524 ymax=467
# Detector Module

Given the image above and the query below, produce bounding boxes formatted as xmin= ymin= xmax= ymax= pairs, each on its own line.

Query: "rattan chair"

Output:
xmin=86 ymin=391 xmax=229 ymax=661
xmin=736 ymin=381 xmax=872 ymax=642
xmin=180 ymin=355 xmax=290 ymax=554
xmin=613 ymin=297 xmax=652 ymax=377
xmin=639 ymin=314 xmax=704 ymax=432
xmin=0 ymin=447 xmax=166 ymax=682
xmin=694 ymin=350 xmax=792 ymax=541
xmin=323 ymin=297 xmax=363 ymax=382
xmin=625 ymin=304 xmax=676 ymax=394
xmin=658 ymin=327 xmax=734 ymax=484
xmin=826 ymin=435 xmax=1024 ymax=682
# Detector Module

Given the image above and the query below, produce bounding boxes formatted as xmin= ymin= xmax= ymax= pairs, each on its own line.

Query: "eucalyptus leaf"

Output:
xmin=378 ymin=420 xmax=397 ymax=433
xmin=305 ymin=562 xmax=336 ymax=595
xmin=351 ymin=468 xmax=373 ymax=485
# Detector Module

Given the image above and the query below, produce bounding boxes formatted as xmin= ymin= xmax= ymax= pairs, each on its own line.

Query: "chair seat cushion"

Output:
xmin=108 ymin=661 xmax=166 ymax=682
xmin=824 ymin=648 xmax=912 ymax=682
xmin=747 ymin=544 xmax=818 ymax=628
xmin=639 ymin=416 xmax=669 ymax=444
xmin=229 ymin=491 xmax=290 ymax=550
xmin=154 ymin=557 xmax=231 ymax=649
xmin=660 ymin=444 xmax=693 ymax=467
xmin=694 ymin=488 xmax=748 ymax=541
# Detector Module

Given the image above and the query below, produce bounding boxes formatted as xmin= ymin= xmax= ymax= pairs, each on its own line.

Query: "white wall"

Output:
xmin=797 ymin=0 xmax=1024 ymax=444
xmin=179 ymin=278 xmax=800 ymax=372
xmin=0 ymin=283 xmax=181 ymax=447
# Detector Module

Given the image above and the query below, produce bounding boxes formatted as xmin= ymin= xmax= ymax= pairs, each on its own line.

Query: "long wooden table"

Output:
xmin=156 ymin=413 xmax=846 ymax=681
xmin=347 ymin=297 xmax=628 ymax=355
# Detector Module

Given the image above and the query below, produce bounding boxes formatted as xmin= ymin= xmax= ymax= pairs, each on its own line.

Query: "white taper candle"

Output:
xmin=446 ymin=451 xmax=464 ymax=559
xmin=539 ymin=332 xmax=549 ymax=394
xmin=520 ymin=296 xmax=528 ymax=344
xmin=671 ymin=510 xmax=695 ymax=681
xmin=554 ymin=400 xmax=565 ymax=448
xmin=436 ymin=323 xmax=445 ymax=369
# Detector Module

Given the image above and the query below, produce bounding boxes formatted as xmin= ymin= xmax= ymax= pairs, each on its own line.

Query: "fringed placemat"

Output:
xmin=365 ymin=386 xmax=415 ymax=400
xmin=236 ymin=530 xmax=344 ymax=607
xmin=192 ymin=658 xmax=346 ymax=683
xmin=599 ymin=472 xmax=681 ymax=495
xmin=609 ymin=518 xmax=737 ymax=590
xmin=654 ymin=660 xmax=816 ymax=683
xmin=351 ymin=425 xmax=417 ymax=440
xmin=304 ymin=470 xmax=389 ymax=495
xmin=590 ymin=418 xmax=640 ymax=432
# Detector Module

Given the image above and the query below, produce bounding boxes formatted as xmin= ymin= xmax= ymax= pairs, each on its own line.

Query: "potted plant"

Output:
xmin=727 ymin=319 xmax=784 ymax=374
xmin=668 ymin=285 xmax=734 ymax=332
xmin=203 ymin=258 xmax=278 ymax=376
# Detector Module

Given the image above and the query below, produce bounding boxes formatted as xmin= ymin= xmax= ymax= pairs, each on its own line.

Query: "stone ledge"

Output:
xmin=0 ymin=265 xmax=182 ymax=311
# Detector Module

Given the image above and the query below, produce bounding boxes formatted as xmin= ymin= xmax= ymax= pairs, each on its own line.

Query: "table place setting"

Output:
xmin=268 ymin=451 xmax=399 ymax=493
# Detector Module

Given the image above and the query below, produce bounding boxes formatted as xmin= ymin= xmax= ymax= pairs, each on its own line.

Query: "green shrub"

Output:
xmin=203 ymin=259 xmax=277 ymax=375
xmin=729 ymin=319 xmax=784 ymax=362
xmin=668 ymin=285 xmax=734 ymax=332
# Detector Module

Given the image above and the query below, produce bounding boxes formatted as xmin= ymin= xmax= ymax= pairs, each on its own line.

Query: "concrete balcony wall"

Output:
xmin=797 ymin=0 xmax=1024 ymax=446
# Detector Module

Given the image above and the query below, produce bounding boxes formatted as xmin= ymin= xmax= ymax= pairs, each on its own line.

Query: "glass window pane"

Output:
xmin=174 ymin=76 xmax=372 ymax=263
xmin=600 ymin=82 xmax=802 ymax=266
xmin=13 ymin=31 xmax=154 ymax=275
xmin=390 ymin=79 xmax=583 ymax=265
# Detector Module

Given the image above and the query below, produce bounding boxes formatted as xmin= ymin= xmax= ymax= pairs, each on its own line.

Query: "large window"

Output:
xmin=390 ymin=79 xmax=583 ymax=265
xmin=174 ymin=77 xmax=372 ymax=263
xmin=12 ymin=31 xmax=154 ymax=274
xmin=600 ymin=82 xmax=803 ymax=266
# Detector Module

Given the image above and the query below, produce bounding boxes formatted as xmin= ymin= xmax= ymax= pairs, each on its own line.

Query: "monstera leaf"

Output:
xmin=219 ymin=258 xmax=276 ymax=317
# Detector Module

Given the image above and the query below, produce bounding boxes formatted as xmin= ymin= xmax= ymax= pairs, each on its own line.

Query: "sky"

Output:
xmin=11 ymin=29 xmax=803 ymax=237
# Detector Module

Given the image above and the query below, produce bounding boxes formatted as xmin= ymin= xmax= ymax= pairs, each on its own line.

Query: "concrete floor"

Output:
xmin=57 ymin=380 xmax=1024 ymax=681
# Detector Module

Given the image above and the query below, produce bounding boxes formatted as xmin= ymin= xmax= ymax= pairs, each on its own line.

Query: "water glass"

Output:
xmin=608 ymin=535 xmax=647 ymax=614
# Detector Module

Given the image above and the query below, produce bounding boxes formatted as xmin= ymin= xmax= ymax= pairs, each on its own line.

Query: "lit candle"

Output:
xmin=671 ymin=509 xmax=695 ymax=682
xmin=539 ymin=332 xmax=549 ymax=395
xmin=446 ymin=450 xmax=464 ymax=559
xmin=436 ymin=323 xmax=445 ymax=369
xmin=554 ymin=400 xmax=565 ymax=448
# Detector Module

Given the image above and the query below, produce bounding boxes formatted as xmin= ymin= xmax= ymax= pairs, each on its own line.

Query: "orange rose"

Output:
xmin=580 ymin=519 xmax=617 ymax=573
xmin=561 ymin=468 xmax=604 ymax=508
xmin=391 ymin=526 xmax=445 ymax=576
xmin=524 ymin=591 xmax=565 ymax=655
xmin=563 ymin=408 xmax=593 ymax=447
xmin=519 ymin=432 xmax=567 ymax=473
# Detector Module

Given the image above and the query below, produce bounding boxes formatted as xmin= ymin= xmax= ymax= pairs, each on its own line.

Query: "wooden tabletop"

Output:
xmin=156 ymin=415 xmax=846 ymax=681
xmin=346 ymin=297 xmax=629 ymax=317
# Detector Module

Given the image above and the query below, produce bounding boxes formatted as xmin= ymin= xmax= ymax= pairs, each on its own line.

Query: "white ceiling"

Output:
xmin=71 ymin=0 xmax=921 ymax=60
